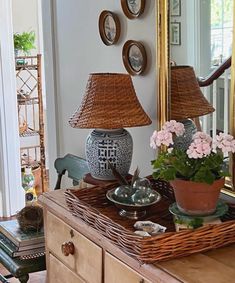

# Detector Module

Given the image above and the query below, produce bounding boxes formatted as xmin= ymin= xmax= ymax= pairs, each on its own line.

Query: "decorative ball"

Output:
xmin=17 ymin=205 xmax=43 ymax=233
xmin=133 ymin=178 xmax=151 ymax=189
xmin=113 ymin=185 xmax=135 ymax=204
xmin=132 ymin=187 xmax=157 ymax=204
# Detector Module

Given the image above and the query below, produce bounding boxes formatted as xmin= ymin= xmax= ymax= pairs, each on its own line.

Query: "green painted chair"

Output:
xmin=0 ymin=250 xmax=45 ymax=283
xmin=54 ymin=153 xmax=89 ymax=189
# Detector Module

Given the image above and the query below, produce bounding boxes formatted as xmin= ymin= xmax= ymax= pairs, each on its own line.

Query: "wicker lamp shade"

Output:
xmin=69 ymin=73 xmax=152 ymax=129
xmin=170 ymin=66 xmax=215 ymax=120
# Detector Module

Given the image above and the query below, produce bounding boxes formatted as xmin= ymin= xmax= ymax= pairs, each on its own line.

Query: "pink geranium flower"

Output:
xmin=162 ymin=120 xmax=185 ymax=136
xmin=150 ymin=120 xmax=235 ymax=184
xmin=193 ymin=132 xmax=212 ymax=144
xmin=186 ymin=131 xmax=212 ymax=159
xmin=214 ymin=133 xmax=235 ymax=154
xmin=150 ymin=129 xmax=173 ymax=149
xmin=187 ymin=139 xmax=212 ymax=159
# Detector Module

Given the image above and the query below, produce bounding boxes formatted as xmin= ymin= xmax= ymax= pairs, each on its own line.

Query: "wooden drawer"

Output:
xmin=48 ymin=253 xmax=85 ymax=283
xmin=105 ymin=252 xmax=152 ymax=283
xmin=46 ymin=211 xmax=102 ymax=283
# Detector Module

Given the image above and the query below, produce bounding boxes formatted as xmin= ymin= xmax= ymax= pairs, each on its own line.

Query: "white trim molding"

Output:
xmin=41 ymin=0 xmax=59 ymax=187
xmin=0 ymin=0 xmax=25 ymax=216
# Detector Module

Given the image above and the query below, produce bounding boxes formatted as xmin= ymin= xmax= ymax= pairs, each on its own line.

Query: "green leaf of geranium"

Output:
xmin=193 ymin=167 xmax=215 ymax=184
xmin=162 ymin=166 xmax=176 ymax=181
xmin=188 ymin=218 xmax=203 ymax=229
xmin=219 ymin=170 xmax=230 ymax=177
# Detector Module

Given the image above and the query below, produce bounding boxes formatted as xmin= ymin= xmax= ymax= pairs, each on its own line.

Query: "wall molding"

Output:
xmin=41 ymin=0 xmax=59 ymax=187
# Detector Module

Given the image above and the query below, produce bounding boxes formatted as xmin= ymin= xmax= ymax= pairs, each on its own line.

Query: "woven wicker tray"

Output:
xmin=64 ymin=179 xmax=235 ymax=264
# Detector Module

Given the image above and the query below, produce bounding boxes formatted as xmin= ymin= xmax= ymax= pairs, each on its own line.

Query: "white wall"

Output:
xmin=0 ymin=0 xmax=25 ymax=216
xmin=12 ymin=0 xmax=39 ymax=55
xmin=42 ymin=0 xmax=157 ymax=185
xmin=170 ymin=0 xmax=188 ymax=65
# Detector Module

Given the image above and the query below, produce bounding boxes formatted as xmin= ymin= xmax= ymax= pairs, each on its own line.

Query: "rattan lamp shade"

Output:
xmin=69 ymin=73 xmax=152 ymax=129
xmin=170 ymin=66 xmax=215 ymax=120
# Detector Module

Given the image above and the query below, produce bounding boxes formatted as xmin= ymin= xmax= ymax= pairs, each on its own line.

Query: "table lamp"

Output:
xmin=170 ymin=66 xmax=215 ymax=149
xmin=69 ymin=73 xmax=152 ymax=180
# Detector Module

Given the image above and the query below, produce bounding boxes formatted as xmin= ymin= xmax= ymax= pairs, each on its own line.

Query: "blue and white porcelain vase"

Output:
xmin=173 ymin=119 xmax=197 ymax=151
xmin=86 ymin=128 xmax=133 ymax=180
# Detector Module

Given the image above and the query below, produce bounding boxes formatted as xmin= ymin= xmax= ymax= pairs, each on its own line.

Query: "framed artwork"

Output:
xmin=121 ymin=0 xmax=145 ymax=19
xmin=122 ymin=40 xmax=147 ymax=75
xmin=170 ymin=22 xmax=181 ymax=45
xmin=98 ymin=10 xmax=121 ymax=46
xmin=170 ymin=0 xmax=181 ymax=16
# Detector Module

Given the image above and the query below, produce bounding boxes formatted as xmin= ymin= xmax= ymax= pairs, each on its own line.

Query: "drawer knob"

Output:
xmin=61 ymin=241 xmax=75 ymax=256
xmin=139 ymin=280 xmax=145 ymax=283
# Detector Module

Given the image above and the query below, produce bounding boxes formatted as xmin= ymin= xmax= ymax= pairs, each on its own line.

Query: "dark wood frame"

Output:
xmin=170 ymin=0 xmax=181 ymax=16
xmin=122 ymin=40 xmax=147 ymax=76
xmin=121 ymin=0 xmax=145 ymax=19
xmin=98 ymin=10 xmax=121 ymax=46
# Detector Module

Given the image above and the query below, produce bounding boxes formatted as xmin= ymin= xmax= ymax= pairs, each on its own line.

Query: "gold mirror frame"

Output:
xmin=157 ymin=0 xmax=235 ymax=197
xmin=157 ymin=0 xmax=169 ymax=129
xmin=226 ymin=11 xmax=235 ymax=197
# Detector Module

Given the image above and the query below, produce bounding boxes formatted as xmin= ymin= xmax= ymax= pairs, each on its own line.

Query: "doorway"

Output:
xmin=0 ymin=0 xmax=52 ymax=217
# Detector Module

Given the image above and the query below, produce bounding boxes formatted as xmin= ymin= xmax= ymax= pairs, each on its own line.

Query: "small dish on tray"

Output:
xmin=169 ymin=200 xmax=228 ymax=231
xmin=106 ymin=188 xmax=161 ymax=219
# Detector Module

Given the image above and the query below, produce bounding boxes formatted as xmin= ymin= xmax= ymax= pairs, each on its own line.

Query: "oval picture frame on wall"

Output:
xmin=122 ymin=40 xmax=147 ymax=76
xmin=121 ymin=0 xmax=145 ymax=19
xmin=98 ymin=10 xmax=121 ymax=46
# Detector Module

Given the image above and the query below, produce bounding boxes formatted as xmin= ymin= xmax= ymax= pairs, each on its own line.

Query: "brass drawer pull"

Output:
xmin=61 ymin=241 xmax=75 ymax=256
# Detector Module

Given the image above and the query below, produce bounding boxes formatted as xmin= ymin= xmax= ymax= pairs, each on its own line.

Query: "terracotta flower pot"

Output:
xmin=170 ymin=178 xmax=225 ymax=216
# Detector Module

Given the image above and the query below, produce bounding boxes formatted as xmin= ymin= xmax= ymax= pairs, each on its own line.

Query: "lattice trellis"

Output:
xmin=16 ymin=55 xmax=46 ymax=193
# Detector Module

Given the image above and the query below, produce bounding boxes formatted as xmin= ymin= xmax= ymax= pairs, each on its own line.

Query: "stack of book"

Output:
xmin=0 ymin=219 xmax=45 ymax=258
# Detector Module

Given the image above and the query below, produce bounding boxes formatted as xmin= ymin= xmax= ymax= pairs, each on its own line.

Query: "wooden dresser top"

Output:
xmin=39 ymin=189 xmax=235 ymax=283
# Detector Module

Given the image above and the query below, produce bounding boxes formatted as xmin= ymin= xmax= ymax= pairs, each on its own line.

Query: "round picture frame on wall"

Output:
xmin=122 ymin=40 xmax=147 ymax=76
xmin=121 ymin=0 xmax=145 ymax=19
xmin=98 ymin=10 xmax=121 ymax=46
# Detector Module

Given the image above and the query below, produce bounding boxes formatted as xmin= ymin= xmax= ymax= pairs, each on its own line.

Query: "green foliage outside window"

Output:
xmin=13 ymin=31 xmax=36 ymax=55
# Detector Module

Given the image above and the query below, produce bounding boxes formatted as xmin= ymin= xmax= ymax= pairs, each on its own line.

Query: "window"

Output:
xmin=211 ymin=0 xmax=233 ymax=66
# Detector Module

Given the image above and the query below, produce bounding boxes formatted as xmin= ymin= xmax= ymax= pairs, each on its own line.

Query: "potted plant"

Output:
xmin=150 ymin=120 xmax=235 ymax=215
xmin=13 ymin=31 xmax=36 ymax=56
